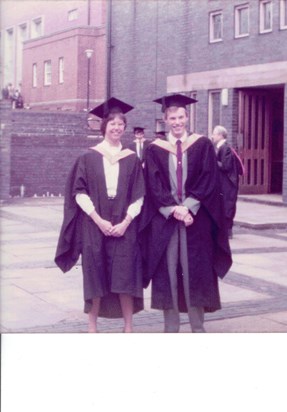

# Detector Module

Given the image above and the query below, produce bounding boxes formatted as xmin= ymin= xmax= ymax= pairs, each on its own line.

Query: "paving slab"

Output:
xmin=232 ymin=252 xmax=287 ymax=287
xmin=1 ymin=197 xmax=287 ymax=333
xmin=235 ymin=200 xmax=287 ymax=228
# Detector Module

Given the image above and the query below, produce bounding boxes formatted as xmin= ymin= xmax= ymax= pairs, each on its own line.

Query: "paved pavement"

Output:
xmin=1 ymin=195 xmax=287 ymax=333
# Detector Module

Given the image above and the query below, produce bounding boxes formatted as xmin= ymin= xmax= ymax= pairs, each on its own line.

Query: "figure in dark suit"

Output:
xmin=129 ymin=127 xmax=151 ymax=165
xmin=212 ymin=125 xmax=244 ymax=239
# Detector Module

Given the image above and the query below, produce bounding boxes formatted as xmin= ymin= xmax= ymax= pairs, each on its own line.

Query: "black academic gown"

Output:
xmin=128 ymin=139 xmax=151 ymax=164
xmin=140 ymin=136 xmax=232 ymax=313
xmin=55 ymin=148 xmax=145 ymax=318
xmin=217 ymin=142 xmax=244 ymax=228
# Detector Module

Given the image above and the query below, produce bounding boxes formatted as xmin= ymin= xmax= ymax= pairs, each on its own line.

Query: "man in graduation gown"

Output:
xmin=140 ymin=94 xmax=232 ymax=333
xmin=129 ymin=127 xmax=151 ymax=165
xmin=55 ymin=97 xmax=145 ymax=332
xmin=212 ymin=125 xmax=244 ymax=238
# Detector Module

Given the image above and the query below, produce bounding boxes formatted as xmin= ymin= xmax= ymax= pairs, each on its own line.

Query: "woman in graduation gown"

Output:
xmin=55 ymin=98 xmax=145 ymax=332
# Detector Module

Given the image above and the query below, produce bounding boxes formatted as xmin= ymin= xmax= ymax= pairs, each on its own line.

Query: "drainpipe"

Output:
xmin=106 ymin=0 xmax=112 ymax=99
xmin=87 ymin=0 xmax=91 ymax=25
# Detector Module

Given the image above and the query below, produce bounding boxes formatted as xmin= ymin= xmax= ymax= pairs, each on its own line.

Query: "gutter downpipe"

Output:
xmin=106 ymin=0 xmax=112 ymax=99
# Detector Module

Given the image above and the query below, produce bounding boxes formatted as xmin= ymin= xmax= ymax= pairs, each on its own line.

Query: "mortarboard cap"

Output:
xmin=155 ymin=131 xmax=166 ymax=136
xmin=153 ymin=93 xmax=198 ymax=112
xmin=133 ymin=126 xmax=145 ymax=132
xmin=89 ymin=97 xmax=134 ymax=119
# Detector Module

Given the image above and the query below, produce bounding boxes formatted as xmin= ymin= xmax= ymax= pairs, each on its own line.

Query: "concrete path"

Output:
xmin=1 ymin=196 xmax=287 ymax=333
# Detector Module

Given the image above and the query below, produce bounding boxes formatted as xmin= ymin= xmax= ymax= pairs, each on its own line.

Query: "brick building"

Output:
xmin=109 ymin=0 xmax=287 ymax=202
xmin=1 ymin=0 xmax=107 ymax=111
xmin=1 ymin=0 xmax=287 ymax=202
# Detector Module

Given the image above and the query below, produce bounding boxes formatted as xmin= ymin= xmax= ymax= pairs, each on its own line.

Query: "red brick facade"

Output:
xmin=1 ymin=0 xmax=107 ymax=111
xmin=22 ymin=26 xmax=107 ymax=111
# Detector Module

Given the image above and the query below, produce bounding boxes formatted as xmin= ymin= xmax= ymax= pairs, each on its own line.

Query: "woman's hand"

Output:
xmin=89 ymin=210 xmax=113 ymax=236
xmin=110 ymin=220 xmax=129 ymax=237
xmin=110 ymin=215 xmax=132 ymax=237
xmin=96 ymin=218 xmax=114 ymax=236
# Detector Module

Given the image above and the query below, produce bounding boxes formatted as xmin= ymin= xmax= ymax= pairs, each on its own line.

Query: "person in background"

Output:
xmin=212 ymin=125 xmax=244 ymax=239
xmin=129 ymin=126 xmax=151 ymax=165
xmin=140 ymin=94 xmax=232 ymax=333
xmin=154 ymin=130 xmax=166 ymax=140
xmin=2 ymin=84 xmax=9 ymax=100
xmin=55 ymin=97 xmax=145 ymax=333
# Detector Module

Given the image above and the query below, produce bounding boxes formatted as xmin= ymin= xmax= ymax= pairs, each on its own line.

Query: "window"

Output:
xmin=209 ymin=11 xmax=223 ymax=42
xmin=17 ymin=23 xmax=28 ymax=85
xmin=259 ymin=0 xmax=272 ymax=33
xmin=235 ymin=4 xmax=249 ymax=37
xmin=58 ymin=57 xmax=64 ymax=83
xmin=44 ymin=60 xmax=52 ymax=85
xmin=31 ymin=17 xmax=43 ymax=38
xmin=68 ymin=9 xmax=78 ymax=21
xmin=280 ymin=0 xmax=287 ymax=29
xmin=32 ymin=63 xmax=37 ymax=87
xmin=208 ymin=90 xmax=221 ymax=136
xmin=18 ymin=23 xmax=28 ymax=41
xmin=4 ymin=28 xmax=14 ymax=82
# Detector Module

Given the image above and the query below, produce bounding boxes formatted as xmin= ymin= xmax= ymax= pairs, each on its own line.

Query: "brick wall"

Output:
xmin=0 ymin=107 xmax=135 ymax=200
xmin=9 ymin=110 xmax=99 ymax=198
xmin=0 ymin=101 xmax=12 ymax=200
xmin=283 ymin=84 xmax=287 ymax=203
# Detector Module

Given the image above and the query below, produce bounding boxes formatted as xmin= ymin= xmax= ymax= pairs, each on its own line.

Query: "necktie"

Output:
xmin=176 ymin=140 xmax=183 ymax=202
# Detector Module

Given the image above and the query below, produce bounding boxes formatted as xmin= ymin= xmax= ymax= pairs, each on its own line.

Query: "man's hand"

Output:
xmin=183 ymin=213 xmax=194 ymax=227
xmin=173 ymin=205 xmax=189 ymax=221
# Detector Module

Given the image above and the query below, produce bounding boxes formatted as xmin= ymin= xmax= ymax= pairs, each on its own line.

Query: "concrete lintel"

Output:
xmin=167 ymin=61 xmax=287 ymax=92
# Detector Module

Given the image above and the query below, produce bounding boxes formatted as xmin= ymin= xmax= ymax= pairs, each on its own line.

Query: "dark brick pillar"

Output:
xmin=283 ymin=84 xmax=287 ymax=204
xmin=0 ymin=101 xmax=12 ymax=201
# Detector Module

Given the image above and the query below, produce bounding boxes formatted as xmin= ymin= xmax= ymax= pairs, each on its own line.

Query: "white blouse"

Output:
xmin=75 ymin=140 xmax=143 ymax=219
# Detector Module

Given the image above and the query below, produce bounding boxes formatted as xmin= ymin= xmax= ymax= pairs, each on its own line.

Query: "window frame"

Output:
xmin=32 ymin=63 xmax=37 ymax=87
xmin=259 ymin=0 xmax=273 ymax=34
xmin=31 ymin=16 xmax=43 ymax=39
xmin=280 ymin=0 xmax=287 ymax=29
xmin=234 ymin=3 xmax=250 ymax=38
xmin=44 ymin=60 xmax=52 ymax=86
xmin=68 ymin=9 xmax=78 ymax=21
xmin=58 ymin=57 xmax=64 ymax=84
xmin=209 ymin=10 xmax=223 ymax=43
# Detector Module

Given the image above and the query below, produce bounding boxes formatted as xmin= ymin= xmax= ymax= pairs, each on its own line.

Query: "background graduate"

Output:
xmin=55 ymin=97 xmax=145 ymax=333
xmin=128 ymin=126 xmax=151 ymax=166
xmin=140 ymin=94 xmax=232 ymax=333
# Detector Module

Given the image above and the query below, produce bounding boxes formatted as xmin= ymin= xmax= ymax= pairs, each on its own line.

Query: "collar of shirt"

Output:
xmin=168 ymin=132 xmax=188 ymax=146
xmin=101 ymin=139 xmax=122 ymax=155
xmin=216 ymin=138 xmax=226 ymax=149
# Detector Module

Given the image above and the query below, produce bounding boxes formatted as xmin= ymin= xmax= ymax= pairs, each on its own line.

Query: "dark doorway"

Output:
xmin=237 ymin=86 xmax=284 ymax=194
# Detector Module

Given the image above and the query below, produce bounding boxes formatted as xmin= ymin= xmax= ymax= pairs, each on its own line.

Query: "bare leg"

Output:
xmin=119 ymin=294 xmax=133 ymax=333
xmin=88 ymin=297 xmax=101 ymax=333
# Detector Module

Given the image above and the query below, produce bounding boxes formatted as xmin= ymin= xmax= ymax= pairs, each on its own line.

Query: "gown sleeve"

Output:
xmin=54 ymin=156 xmax=88 ymax=272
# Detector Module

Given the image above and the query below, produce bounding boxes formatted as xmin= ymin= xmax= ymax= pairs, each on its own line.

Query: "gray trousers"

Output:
xmin=164 ymin=224 xmax=205 ymax=333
